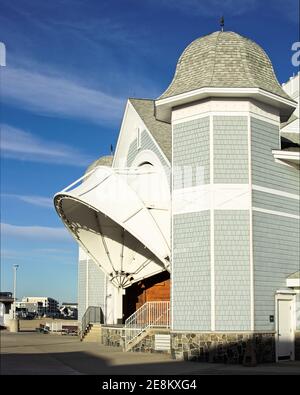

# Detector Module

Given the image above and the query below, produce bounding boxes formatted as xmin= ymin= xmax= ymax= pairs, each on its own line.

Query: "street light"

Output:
xmin=13 ymin=264 xmax=19 ymax=319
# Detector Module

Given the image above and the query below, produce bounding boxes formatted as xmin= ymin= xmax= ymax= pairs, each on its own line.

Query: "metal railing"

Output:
xmin=125 ymin=301 xmax=170 ymax=349
xmin=81 ymin=306 xmax=104 ymax=336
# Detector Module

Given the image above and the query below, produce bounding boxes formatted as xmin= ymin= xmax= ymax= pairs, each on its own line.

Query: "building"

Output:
xmin=18 ymin=297 xmax=59 ymax=317
xmin=0 ymin=292 xmax=14 ymax=327
xmin=54 ymin=30 xmax=300 ymax=363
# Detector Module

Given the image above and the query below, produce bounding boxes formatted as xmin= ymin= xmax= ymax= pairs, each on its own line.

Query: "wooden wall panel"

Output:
xmin=123 ymin=271 xmax=170 ymax=321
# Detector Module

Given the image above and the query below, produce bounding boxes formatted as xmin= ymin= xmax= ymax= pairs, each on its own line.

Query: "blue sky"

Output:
xmin=0 ymin=0 xmax=299 ymax=303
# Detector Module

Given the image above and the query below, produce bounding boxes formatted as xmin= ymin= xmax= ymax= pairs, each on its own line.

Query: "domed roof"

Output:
xmin=85 ymin=155 xmax=113 ymax=175
xmin=159 ymin=31 xmax=290 ymax=101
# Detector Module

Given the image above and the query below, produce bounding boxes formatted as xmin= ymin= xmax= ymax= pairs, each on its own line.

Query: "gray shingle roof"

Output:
xmin=129 ymin=98 xmax=171 ymax=161
xmin=160 ymin=31 xmax=291 ymax=101
xmin=281 ymin=113 xmax=298 ymax=129
xmin=85 ymin=155 xmax=113 ymax=174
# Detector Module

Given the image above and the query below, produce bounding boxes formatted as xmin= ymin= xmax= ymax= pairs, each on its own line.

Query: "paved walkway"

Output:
xmin=1 ymin=331 xmax=300 ymax=375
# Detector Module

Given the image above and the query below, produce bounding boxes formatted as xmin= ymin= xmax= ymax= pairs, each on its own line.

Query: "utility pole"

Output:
xmin=13 ymin=264 xmax=19 ymax=319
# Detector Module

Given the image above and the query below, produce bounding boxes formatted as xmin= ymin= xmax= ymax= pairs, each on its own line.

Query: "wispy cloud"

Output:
xmin=1 ymin=65 xmax=125 ymax=125
xmin=271 ymin=0 xmax=299 ymax=24
xmin=0 ymin=248 xmax=76 ymax=266
xmin=1 ymin=193 xmax=53 ymax=208
xmin=154 ymin=0 xmax=298 ymax=22
xmin=0 ymin=222 xmax=72 ymax=242
xmin=0 ymin=124 xmax=93 ymax=166
xmin=156 ymin=0 xmax=258 ymax=17
xmin=1 ymin=247 xmax=73 ymax=258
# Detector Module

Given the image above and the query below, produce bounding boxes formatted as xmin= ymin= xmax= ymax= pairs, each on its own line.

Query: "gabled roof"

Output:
xmin=129 ymin=98 xmax=171 ymax=161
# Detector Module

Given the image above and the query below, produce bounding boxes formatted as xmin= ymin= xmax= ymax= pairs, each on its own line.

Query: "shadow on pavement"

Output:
xmin=1 ymin=350 xmax=300 ymax=375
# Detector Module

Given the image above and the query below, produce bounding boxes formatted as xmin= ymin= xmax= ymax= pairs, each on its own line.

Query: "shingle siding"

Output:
xmin=87 ymin=260 xmax=105 ymax=311
xmin=173 ymin=117 xmax=210 ymax=188
xmin=253 ymin=211 xmax=300 ymax=331
xmin=251 ymin=116 xmax=300 ymax=331
xmin=251 ymin=117 xmax=299 ymax=195
xmin=214 ymin=210 xmax=251 ymax=331
xmin=127 ymin=129 xmax=170 ymax=180
xmin=172 ymin=211 xmax=211 ymax=331
xmin=78 ymin=258 xmax=106 ymax=322
xmin=253 ymin=190 xmax=299 ymax=216
xmin=214 ymin=116 xmax=249 ymax=184
xmin=78 ymin=259 xmax=87 ymax=322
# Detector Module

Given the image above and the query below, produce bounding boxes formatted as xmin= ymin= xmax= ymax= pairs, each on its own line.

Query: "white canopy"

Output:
xmin=54 ymin=166 xmax=170 ymax=288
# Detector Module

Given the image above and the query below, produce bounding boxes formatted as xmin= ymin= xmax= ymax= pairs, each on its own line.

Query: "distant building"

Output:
xmin=0 ymin=292 xmax=14 ymax=327
xmin=18 ymin=297 xmax=59 ymax=317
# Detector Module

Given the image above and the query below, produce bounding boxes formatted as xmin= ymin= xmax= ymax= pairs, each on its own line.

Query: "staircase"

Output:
xmin=125 ymin=301 xmax=170 ymax=351
xmin=82 ymin=323 xmax=102 ymax=342
xmin=80 ymin=306 xmax=104 ymax=342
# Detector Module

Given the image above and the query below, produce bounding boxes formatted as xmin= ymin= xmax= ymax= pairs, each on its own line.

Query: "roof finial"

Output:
xmin=220 ymin=16 xmax=224 ymax=32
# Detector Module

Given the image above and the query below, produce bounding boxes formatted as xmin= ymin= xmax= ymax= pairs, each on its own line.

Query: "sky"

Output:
xmin=0 ymin=0 xmax=299 ymax=303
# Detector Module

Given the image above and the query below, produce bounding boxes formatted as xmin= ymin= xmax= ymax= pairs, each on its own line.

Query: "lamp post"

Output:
xmin=13 ymin=264 xmax=19 ymax=319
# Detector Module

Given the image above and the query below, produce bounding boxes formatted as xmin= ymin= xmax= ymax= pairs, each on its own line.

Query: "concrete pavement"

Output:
xmin=1 ymin=331 xmax=300 ymax=375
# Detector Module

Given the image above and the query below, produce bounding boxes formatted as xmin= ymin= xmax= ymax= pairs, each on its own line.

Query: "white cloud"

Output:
xmin=1 ymin=222 xmax=73 ymax=242
xmin=2 ymin=193 xmax=53 ymax=208
xmin=1 ymin=65 xmax=125 ymax=125
xmin=0 ymin=124 xmax=93 ymax=166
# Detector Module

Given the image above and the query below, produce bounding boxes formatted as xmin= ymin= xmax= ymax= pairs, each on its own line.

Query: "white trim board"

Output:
xmin=172 ymin=111 xmax=280 ymax=126
xmin=253 ymin=207 xmax=300 ymax=220
xmin=210 ymin=114 xmax=215 ymax=331
xmin=172 ymin=111 xmax=249 ymax=125
xmin=248 ymin=114 xmax=254 ymax=331
xmin=156 ymin=87 xmax=296 ymax=122
xmin=173 ymin=184 xmax=251 ymax=215
xmin=252 ymin=185 xmax=300 ymax=200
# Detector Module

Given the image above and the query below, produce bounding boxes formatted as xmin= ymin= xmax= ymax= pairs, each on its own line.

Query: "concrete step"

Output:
xmin=81 ymin=324 xmax=103 ymax=342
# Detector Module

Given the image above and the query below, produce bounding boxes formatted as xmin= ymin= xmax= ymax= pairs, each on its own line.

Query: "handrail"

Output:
xmin=125 ymin=301 xmax=170 ymax=349
xmin=81 ymin=306 xmax=104 ymax=336
xmin=59 ymin=165 xmax=157 ymax=194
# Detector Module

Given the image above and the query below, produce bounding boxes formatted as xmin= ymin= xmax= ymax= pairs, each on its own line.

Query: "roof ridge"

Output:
xmin=208 ymin=31 xmax=221 ymax=87
xmin=240 ymin=34 xmax=256 ymax=87
xmin=129 ymin=98 xmax=154 ymax=102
